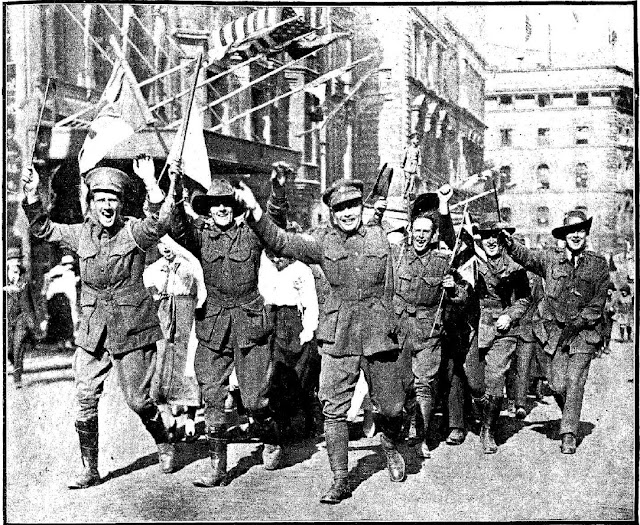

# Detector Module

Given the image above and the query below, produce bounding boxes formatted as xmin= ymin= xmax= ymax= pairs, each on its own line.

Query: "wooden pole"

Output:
xmin=28 ymin=77 xmax=53 ymax=163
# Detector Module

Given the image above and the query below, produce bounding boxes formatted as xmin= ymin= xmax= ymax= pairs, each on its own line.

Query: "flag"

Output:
xmin=609 ymin=29 xmax=617 ymax=46
xmin=168 ymin=107 xmax=212 ymax=190
xmin=78 ymin=61 xmax=148 ymax=174
xmin=525 ymin=15 xmax=532 ymax=41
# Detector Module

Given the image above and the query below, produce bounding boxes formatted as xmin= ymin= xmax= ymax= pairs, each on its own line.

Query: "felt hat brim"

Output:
xmin=191 ymin=195 xmax=244 ymax=217
xmin=551 ymin=217 xmax=592 ymax=240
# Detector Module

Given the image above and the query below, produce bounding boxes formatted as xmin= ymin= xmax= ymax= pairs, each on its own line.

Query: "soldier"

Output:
xmin=169 ymin=168 xmax=287 ymax=488
xmin=501 ymin=209 xmax=609 ymax=454
xmin=5 ymin=246 xmax=37 ymax=389
xmin=474 ymin=214 xmax=532 ymax=454
xmin=234 ymin=178 xmax=407 ymax=504
xmin=21 ymin=156 xmax=177 ymax=488
xmin=383 ymin=190 xmax=469 ymax=457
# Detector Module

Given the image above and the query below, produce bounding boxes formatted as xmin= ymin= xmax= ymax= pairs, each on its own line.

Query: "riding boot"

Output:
xmin=256 ymin=417 xmax=283 ymax=470
xmin=141 ymin=408 xmax=175 ymax=474
xmin=415 ymin=390 xmax=435 ymax=458
xmin=480 ymin=395 xmax=501 ymax=454
xmin=320 ymin=420 xmax=352 ymax=504
xmin=378 ymin=415 xmax=406 ymax=482
xmin=193 ymin=425 xmax=228 ymax=487
xmin=68 ymin=417 xmax=100 ymax=489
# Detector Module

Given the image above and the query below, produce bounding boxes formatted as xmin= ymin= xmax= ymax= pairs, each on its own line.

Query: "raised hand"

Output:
xmin=233 ymin=181 xmax=260 ymax=214
xmin=133 ymin=154 xmax=156 ymax=183
xmin=438 ymin=183 xmax=453 ymax=203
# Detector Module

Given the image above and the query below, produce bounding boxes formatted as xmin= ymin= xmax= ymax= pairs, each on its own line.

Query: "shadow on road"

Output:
xmin=344 ymin=443 xmax=386 ymax=492
xmin=528 ymin=418 xmax=595 ymax=446
xmin=101 ymin=453 xmax=159 ymax=483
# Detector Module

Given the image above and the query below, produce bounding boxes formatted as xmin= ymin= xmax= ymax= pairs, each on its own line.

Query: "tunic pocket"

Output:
xmin=322 ymin=250 xmax=348 ymax=286
xmin=239 ymin=295 xmax=272 ymax=346
xmin=316 ymin=295 xmax=341 ymax=344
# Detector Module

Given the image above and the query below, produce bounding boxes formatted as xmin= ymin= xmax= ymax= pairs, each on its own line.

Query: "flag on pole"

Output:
xmin=78 ymin=61 xmax=148 ymax=174
xmin=167 ymin=107 xmax=212 ymax=190
xmin=525 ymin=15 xmax=532 ymax=41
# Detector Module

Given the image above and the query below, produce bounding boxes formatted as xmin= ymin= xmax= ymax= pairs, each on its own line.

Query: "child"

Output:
xmin=599 ymin=282 xmax=617 ymax=355
xmin=401 ymin=133 xmax=422 ymax=201
xmin=613 ymin=283 xmax=634 ymax=342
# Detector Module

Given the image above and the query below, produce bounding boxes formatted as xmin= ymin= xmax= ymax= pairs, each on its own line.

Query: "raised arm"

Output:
xmin=503 ymin=235 xmax=548 ymax=278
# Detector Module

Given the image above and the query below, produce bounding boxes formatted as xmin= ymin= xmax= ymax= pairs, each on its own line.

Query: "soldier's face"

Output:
xmin=565 ymin=226 xmax=587 ymax=253
xmin=209 ymin=200 xmax=234 ymax=228
xmin=480 ymin=232 xmax=500 ymax=257
xmin=412 ymin=217 xmax=434 ymax=254
xmin=91 ymin=191 xmax=122 ymax=229
xmin=332 ymin=199 xmax=362 ymax=233
xmin=6 ymin=263 xmax=20 ymax=284
xmin=158 ymin=242 xmax=176 ymax=261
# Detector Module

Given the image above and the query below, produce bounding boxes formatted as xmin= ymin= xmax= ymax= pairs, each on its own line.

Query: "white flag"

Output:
xmin=168 ymin=107 xmax=212 ymax=190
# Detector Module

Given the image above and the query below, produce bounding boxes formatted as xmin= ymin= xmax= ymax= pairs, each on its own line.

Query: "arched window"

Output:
xmin=499 ymin=165 xmax=511 ymax=190
xmin=536 ymin=163 xmax=550 ymax=190
xmin=537 ymin=206 xmax=549 ymax=225
xmin=575 ymin=163 xmax=588 ymax=188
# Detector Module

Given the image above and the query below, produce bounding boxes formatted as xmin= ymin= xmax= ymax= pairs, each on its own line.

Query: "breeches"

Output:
xmin=319 ymin=352 xmax=406 ymax=422
xmin=74 ymin=343 xmax=158 ymax=421
xmin=549 ymin=349 xmax=592 ymax=435
xmin=484 ymin=336 xmax=519 ymax=397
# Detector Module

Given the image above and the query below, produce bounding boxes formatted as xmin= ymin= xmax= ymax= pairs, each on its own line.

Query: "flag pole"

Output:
xmin=28 ymin=77 xmax=53 ymax=164
xmin=158 ymin=52 xmax=205 ymax=185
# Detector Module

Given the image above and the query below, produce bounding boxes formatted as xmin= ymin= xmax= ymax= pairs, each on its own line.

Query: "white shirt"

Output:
xmin=258 ymin=252 xmax=319 ymax=344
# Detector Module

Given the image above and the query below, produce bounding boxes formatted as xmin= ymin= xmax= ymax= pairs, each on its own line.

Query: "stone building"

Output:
xmin=484 ymin=65 xmax=634 ymax=253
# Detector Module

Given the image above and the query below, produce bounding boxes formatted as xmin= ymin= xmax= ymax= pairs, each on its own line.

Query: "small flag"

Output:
xmin=78 ymin=61 xmax=148 ymax=174
xmin=609 ymin=30 xmax=617 ymax=46
xmin=525 ymin=15 xmax=532 ymax=41
xmin=168 ymin=107 xmax=212 ymax=190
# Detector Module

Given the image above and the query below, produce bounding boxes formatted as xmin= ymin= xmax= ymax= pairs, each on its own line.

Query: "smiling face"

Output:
xmin=332 ymin=199 xmax=363 ymax=233
xmin=412 ymin=216 xmax=435 ymax=254
xmin=208 ymin=198 xmax=235 ymax=229
xmin=564 ymin=219 xmax=588 ymax=254
xmin=158 ymin=242 xmax=176 ymax=262
xmin=91 ymin=191 xmax=122 ymax=229
xmin=480 ymin=231 xmax=500 ymax=258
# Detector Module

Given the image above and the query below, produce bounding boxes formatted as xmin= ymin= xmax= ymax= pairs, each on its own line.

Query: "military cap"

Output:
xmin=191 ymin=179 xmax=244 ymax=217
xmin=60 ymin=255 xmax=75 ymax=266
xmin=322 ymin=179 xmax=364 ymax=208
xmin=409 ymin=192 xmax=439 ymax=224
xmin=6 ymin=246 xmax=23 ymax=262
xmin=620 ymin=283 xmax=631 ymax=294
xmin=85 ymin=167 xmax=131 ymax=196
xmin=551 ymin=209 xmax=593 ymax=240
xmin=474 ymin=211 xmax=515 ymax=235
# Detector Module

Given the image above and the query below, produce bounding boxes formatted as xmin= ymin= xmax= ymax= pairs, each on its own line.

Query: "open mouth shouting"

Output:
xmin=209 ymin=203 xmax=234 ymax=228
xmin=92 ymin=192 xmax=122 ymax=229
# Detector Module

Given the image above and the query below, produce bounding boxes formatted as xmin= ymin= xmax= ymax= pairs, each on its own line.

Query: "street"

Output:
xmin=5 ymin=338 xmax=636 ymax=522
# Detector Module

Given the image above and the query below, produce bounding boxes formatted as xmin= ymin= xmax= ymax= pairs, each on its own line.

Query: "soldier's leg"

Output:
xmin=463 ymin=327 xmax=486 ymax=426
xmin=559 ymin=352 xmax=592 ymax=453
xmin=444 ymin=343 xmax=467 ymax=444
xmin=411 ymin=337 xmax=441 ymax=458
xmin=364 ymin=350 xmax=407 ymax=481
xmin=113 ymin=343 xmax=176 ymax=474
xmin=515 ymin=341 xmax=535 ymax=418
xmin=68 ymin=345 xmax=111 ymax=489
xmin=318 ymin=352 xmax=360 ymax=503
xmin=481 ymin=337 xmax=518 ymax=453
xmin=193 ymin=338 xmax=234 ymax=487
xmin=11 ymin=316 xmax=30 ymax=387
xmin=549 ymin=348 xmax=570 ymax=411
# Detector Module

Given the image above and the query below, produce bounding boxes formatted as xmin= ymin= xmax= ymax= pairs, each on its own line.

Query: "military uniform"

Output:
xmin=248 ymin=179 xmax=407 ymax=502
xmin=508 ymin=242 xmax=609 ymax=438
xmin=23 ymin=165 xmax=174 ymax=487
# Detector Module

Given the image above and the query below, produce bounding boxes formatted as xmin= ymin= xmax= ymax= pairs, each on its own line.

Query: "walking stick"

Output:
xmin=428 ymin=202 xmax=469 ymax=337
xmin=28 ymin=77 xmax=53 ymax=164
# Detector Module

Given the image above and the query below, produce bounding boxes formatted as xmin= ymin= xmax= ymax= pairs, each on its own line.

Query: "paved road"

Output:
xmin=5 ymin=338 xmax=636 ymax=522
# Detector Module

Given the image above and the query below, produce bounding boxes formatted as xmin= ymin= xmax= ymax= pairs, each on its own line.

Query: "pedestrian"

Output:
xmin=401 ymin=133 xmax=422 ymax=201
xmin=169 ymin=165 xmax=288 ymax=488
xmin=234 ymin=178 xmax=408 ymax=504
xmin=502 ymin=209 xmax=609 ymax=454
xmin=143 ymin=237 xmax=206 ymax=441
xmin=258 ymin=164 xmax=320 ymax=441
xmin=41 ymin=254 xmax=79 ymax=348
xmin=613 ymin=283 xmax=633 ymax=342
xmin=598 ymin=282 xmax=617 ymax=355
xmin=21 ymin=155 xmax=178 ymax=488
xmin=474 ymin=213 xmax=532 ymax=454
xmin=5 ymin=245 xmax=37 ymax=389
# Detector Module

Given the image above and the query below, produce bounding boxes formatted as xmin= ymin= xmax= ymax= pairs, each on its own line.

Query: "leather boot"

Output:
xmin=193 ymin=425 xmax=228 ymax=487
xmin=142 ymin=408 xmax=175 ymax=474
xmin=257 ymin=417 xmax=283 ymax=470
xmin=68 ymin=418 xmax=100 ymax=489
xmin=320 ymin=420 xmax=351 ymax=504
xmin=480 ymin=395 xmax=501 ymax=454
xmin=415 ymin=391 xmax=434 ymax=458
xmin=379 ymin=415 xmax=406 ymax=482
xmin=560 ymin=433 xmax=577 ymax=454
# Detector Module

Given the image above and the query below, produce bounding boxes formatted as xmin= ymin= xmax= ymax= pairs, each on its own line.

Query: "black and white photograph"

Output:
xmin=3 ymin=2 xmax=637 ymax=522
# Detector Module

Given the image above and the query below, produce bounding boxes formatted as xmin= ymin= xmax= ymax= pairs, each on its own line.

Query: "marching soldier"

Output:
xmin=169 ymin=165 xmax=288 ymax=488
xmin=234 ymin=178 xmax=407 ymax=504
xmin=501 ymin=210 xmax=609 ymax=454
xmin=21 ymin=156 xmax=177 ymax=488
xmin=474 ymin=214 xmax=532 ymax=454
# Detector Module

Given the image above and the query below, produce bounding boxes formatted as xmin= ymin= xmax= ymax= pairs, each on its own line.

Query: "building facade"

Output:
xmin=484 ymin=66 xmax=634 ymax=253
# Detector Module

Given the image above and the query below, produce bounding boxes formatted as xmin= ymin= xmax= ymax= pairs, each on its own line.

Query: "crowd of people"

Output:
xmin=9 ymin=154 xmax=633 ymax=504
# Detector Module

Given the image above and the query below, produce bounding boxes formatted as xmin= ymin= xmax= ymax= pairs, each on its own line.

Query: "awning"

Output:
xmin=46 ymin=125 xmax=301 ymax=172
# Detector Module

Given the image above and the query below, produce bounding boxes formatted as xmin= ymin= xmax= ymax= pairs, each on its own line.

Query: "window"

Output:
xmin=575 ymin=163 xmax=588 ymax=188
xmin=537 ymin=206 xmax=549 ymax=225
xmin=537 ymin=164 xmax=550 ymax=190
xmin=501 ymin=207 xmax=512 ymax=223
xmin=499 ymin=95 xmax=513 ymax=106
xmin=500 ymin=129 xmax=513 ymax=146
xmin=538 ymin=94 xmax=551 ymax=107
xmin=576 ymin=92 xmax=589 ymax=106
xmin=537 ymin=128 xmax=550 ymax=146
xmin=499 ymin=166 xmax=512 ymax=190
xmin=576 ymin=126 xmax=589 ymax=145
